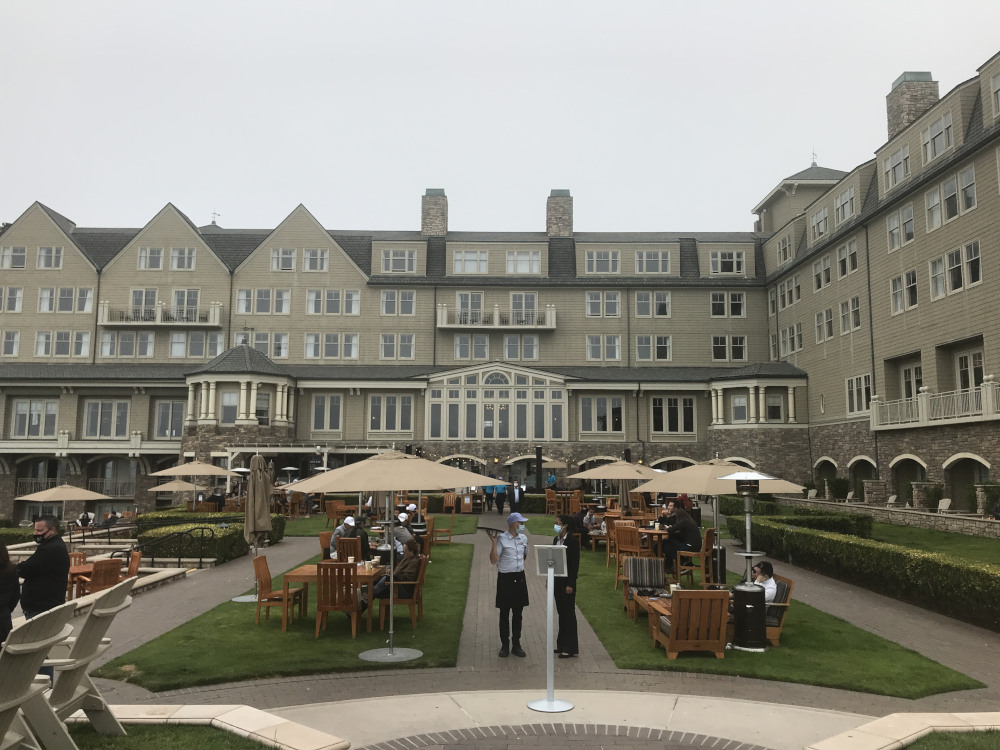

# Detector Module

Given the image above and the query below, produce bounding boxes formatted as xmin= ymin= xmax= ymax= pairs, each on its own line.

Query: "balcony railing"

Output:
xmin=436 ymin=303 xmax=557 ymax=329
xmin=871 ymin=378 xmax=1000 ymax=430
xmin=98 ymin=300 xmax=223 ymax=327
xmin=15 ymin=478 xmax=62 ymax=496
xmin=88 ymin=479 xmax=136 ymax=497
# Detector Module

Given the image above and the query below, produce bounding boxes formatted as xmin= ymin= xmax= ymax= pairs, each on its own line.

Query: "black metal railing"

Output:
xmin=125 ymin=526 xmax=217 ymax=569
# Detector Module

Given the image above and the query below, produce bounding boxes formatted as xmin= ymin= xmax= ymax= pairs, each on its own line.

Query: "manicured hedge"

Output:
xmin=0 ymin=528 xmax=33 ymax=546
xmin=716 ymin=494 xmax=780 ymax=517
xmin=727 ymin=517 xmax=1000 ymax=631
xmin=136 ymin=509 xmax=286 ymax=540
xmin=135 ymin=511 xmax=286 ymax=564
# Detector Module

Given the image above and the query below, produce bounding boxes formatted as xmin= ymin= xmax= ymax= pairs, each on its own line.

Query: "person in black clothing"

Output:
xmin=17 ymin=515 xmax=70 ymax=679
xmin=0 ymin=540 xmax=20 ymax=644
xmin=509 ymin=482 xmax=524 ymax=515
xmin=661 ymin=507 xmax=702 ymax=572
xmin=657 ymin=498 xmax=680 ymax=528
xmin=552 ymin=513 xmax=580 ymax=658
xmin=571 ymin=507 xmax=591 ymax=547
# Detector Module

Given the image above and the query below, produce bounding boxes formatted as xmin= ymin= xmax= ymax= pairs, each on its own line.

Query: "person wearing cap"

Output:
xmin=486 ymin=512 xmax=530 ymax=658
xmin=405 ymin=502 xmax=421 ymax=524
xmin=392 ymin=512 xmax=415 ymax=555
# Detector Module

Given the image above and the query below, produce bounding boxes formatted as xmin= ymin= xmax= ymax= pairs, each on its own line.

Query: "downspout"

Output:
xmin=862 ymin=222 xmax=880 ymax=478
xmin=91 ymin=264 xmax=101 ymax=364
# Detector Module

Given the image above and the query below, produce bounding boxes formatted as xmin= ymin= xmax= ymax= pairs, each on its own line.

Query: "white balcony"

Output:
xmin=871 ymin=377 xmax=1000 ymax=430
xmin=435 ymin=303 xmax=557 ymax=330
xmin=98 ymin=301 xmax=223 ymax=327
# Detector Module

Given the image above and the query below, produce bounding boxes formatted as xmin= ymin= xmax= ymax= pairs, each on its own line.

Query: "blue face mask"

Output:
xmin=553 ymin=524 xmax=562 ymax=534
xmin=518 ymin=524 xmax=525 ymax=534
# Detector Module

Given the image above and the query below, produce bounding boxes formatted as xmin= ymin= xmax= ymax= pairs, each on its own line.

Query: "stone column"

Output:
xmin=758 ymin=386 xmax=767 ymax=422
xmin=787 ymin=386 xmax=796 ymax=423
xmin=748 ymin=386 xmax=758 ymax=423
xmin=975 ymin=485 xmax=989 ymax=516
xmin=239 ymin=381 xmax=249 ymax=421
xmin=715 ymin=389 xmax=724 ymax=424
xmin=911 ymin=481 xmax=933 ymax=510
xmin=186 ymin=383 xmax=197 ymax=421
xmin=207 ymin=382 xmax=217 ymax=420
xmin=199 ymin=380 xmax=210 ymax=419
xmin=862 ymin=479 xmax=887 ymax=506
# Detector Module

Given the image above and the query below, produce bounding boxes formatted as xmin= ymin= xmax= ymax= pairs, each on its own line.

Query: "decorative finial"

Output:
xmin=811 ymin=149 xmax=818 ymax=167
xmin=211 ymin=209 xmax=221 ymax=225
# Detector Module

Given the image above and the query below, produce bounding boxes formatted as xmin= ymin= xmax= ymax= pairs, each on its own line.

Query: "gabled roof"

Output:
xmin=752 ymin=164 xmax=848 ymax=215
xmin=187 ymin=345 xmax=291 ymax=377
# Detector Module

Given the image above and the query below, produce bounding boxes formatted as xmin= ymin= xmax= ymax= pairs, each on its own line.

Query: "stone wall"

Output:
xmin=709 ymin=428 xmax=813 ymax=484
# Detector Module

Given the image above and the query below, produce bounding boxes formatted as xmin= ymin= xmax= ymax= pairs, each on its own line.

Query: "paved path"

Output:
xmin=90 ymin=519 xmax=1000 ymax=748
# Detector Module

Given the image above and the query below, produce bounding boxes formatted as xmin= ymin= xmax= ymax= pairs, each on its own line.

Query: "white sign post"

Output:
xmin=527 ymin=544 xmax=573 ymax=713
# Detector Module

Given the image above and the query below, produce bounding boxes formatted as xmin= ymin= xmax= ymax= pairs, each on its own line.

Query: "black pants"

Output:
xmin=553 ymin=584 xmax=578 ymax=655
xmin=499 ymin=606 xmax=523 ymax=647
xmin=663 ymin=540 xmax=697 ymax=569
xmin=495 ymin=494 xmax=506 ymax=514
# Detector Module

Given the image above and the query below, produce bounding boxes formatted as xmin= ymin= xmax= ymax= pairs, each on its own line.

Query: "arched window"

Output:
xmin=484 ymin=372 xmax=510 ymax=385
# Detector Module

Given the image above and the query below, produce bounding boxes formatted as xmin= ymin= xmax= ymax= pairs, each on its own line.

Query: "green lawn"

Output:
xmin=870 ymin=522 xmax=1000 ymax=566
xmin=94 ymin=544 xmax=473 ymax=691
xmin=574 ymin=546 xmax=982 ymax=699
xmin=70 ymin=725 xmax=269 ymax=750
xmin=907 ymin=730 xmax=1000 ymax=749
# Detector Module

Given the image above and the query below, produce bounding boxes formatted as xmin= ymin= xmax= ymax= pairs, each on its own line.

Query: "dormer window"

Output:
xmin=921 ymin=111 xmax=953 ymax=164
xmin=382 ymin=249 xmax=416 ymax=273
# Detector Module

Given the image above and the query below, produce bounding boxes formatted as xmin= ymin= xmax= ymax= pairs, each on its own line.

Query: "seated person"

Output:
xmin=581 ymin=507 xmax=600 ymax=531
xmin=393 ymin=512 xmax=415 ymax=554
xmin=103 ymin=511 xmax=120 ymax=528
xmin=751 ymin=561 xmax=777 ymax=602
xmin=657 ymin=499 xmax=680 ymax=528
xmin=660 ymin=508 xmax=701 ymax=572
xmin=363 ymin=539 xmax=420 ymax=609
xmin=76 ymin=512 xmax=91 ymax=528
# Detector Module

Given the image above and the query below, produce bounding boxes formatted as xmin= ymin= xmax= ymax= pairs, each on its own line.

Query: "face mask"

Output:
xmin=518 ymin=524 xmax=525 ymax=534
xmin=33 ymin=534 xmax=46 ymax=544
xmin=553 ymin=524 xmax=562 ymax=534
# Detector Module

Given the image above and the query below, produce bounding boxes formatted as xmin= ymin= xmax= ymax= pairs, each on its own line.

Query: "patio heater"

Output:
xmin=718 ymin=471 xmax=768 ymax=652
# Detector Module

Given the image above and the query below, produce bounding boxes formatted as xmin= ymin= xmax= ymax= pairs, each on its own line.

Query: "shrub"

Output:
xmin=926 ymin=483 xmax=944 ymax=506
xmin=716 ymin=494 xmax=779 ymax=517
xmin=136 ymin=509 xmax=285 ymax=542
xmin=0 ymin=528 xmax=34 ymax=546
xmin=135 ymin=513 xmax=285 ymax=564
xmin=826 ymin=477 xmax=851 ymax=499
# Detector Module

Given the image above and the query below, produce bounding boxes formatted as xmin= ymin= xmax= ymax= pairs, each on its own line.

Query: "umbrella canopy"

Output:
xmin=280 ymin=466 xmax=299 ymax=473
xmin=150 ymin=460 xmax=239 ymax=478
xmin=633 ymin=459 xmax=804 ymax=496
xmin=245 ymin=453 xmax=273 ymax=547
xmin=566 ymin=460 xmax=660 ymax=481
xmin=541 ymin=459 xmax=567 ymax=469
xmin=16 ymin=484 xmax=112 ymax=502
xmin=280 ymin=450 xmax=503 ymax=493
xmin=148 ymin=479 xmax=207 ymax=493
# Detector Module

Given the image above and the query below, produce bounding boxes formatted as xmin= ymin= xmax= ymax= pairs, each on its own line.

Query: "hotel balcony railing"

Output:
xmin=15 ymin=478 xmax=62 ymax=496
xmin=98 ymin=300 xmax=223 ymax=327
xmin=435 ymin=303 xmax=557 ymax=329
xmin=871 ymin=378 xmax=1000 ymax=430
xmin=88 ymin=478 xmax=137 ymax=497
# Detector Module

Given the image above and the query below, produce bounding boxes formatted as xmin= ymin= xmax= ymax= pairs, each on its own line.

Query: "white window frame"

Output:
xmin=453 ymin=250 xmax=488 ymax=274
xmin=505 ymin=250 xmax=540 ymax=274
xmin=837 ymin=240 xmax=858 ymax=278
xmin=11 ymin=399 xmax=58 ymax=437
xmin=271 ymin=248 xmax=296 ymax=271
xmin=382 ymin=249 xmax=416 ymax=274
xmin=2 ymin=331 xmax=20 ymax=356
xmin=1 ymin=246 xmax=27 ymax=269
xmin=585 ymin=250 xmax=619 ymax=274
xmin=846 ymin=374 xmax=872 ymax=414
xmin=835 ymin=186 xmax=855 ymax=225
xmin=2 ymin=286 xmax=23 ymax=312
xmin=709 ymin=251 xmax=744 ymax=275
xmin=368 ymin=394 xmax=413 ymax=433
xmin=312 ymin=394 xmax=343 ymax=432
xmin=138 ymin=247 xmax=162 ymax=270
xmin=37 ymin=246 xmax=63 ymax=269
xmin=651 ymin=396 xmax=695 ymax=435
xmin=921 ymin=111 xmax=953 ymax=164
xmin=635 ymin=250 xmax=670 ymax=273
xmin=775 ymin=234 xmax=792 ymax=266
xmin=579 ymin=396 xmax=624 ymax=434
xmin=635 ymin=334 xmax=651 ymax=361
xmin=83 ymin=400 xmax=130 ymax=439
xmin=810 ymin=207 xmax=829 ymax=240
xmin=170 ymin=247 xmax=195 ymax=270
xmin=813 ymin=256 xmax=832 ymax=290
xmin=883 ymin=144 xmax=910 ymax=190
xmin=303 ymin=248 xmax=328 ymax=271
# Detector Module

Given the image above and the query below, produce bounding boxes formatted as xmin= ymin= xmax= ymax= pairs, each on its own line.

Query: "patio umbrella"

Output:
xmin=150 ymin=460 xmax=239 ymax=478
xmin=16 ymin=484 xmax=112 ymax=502
xmin=633 ymin=459 xmax=803 ymax=496
xmin=541 ymin=459 xmax=567 ymax=469
xmin=567 ymin=460 xmax=659 ymax=512
xmin=244 ymin=454 xmax=272 ymax=549
xmin=147 ymin=480 xmax=206 ymax=493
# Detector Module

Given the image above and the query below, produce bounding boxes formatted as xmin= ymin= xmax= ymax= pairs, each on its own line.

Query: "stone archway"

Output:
xmin=847 ymin=456 xmax=877 ymax=498
xmin=943 ymin=454 xmax=990 ymax=512
xmin=889 ymin=455 xmax=927 ymax=503
xmin=813 ymin=457 xmax=838 ymax=489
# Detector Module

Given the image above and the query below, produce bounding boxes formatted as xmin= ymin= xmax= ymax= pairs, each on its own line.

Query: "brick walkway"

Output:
xmin=91 ymin=522 xmax=1000 ymax=748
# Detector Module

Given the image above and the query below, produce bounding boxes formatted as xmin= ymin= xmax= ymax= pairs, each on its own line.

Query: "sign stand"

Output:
xmin=527 ymin=545 xmax=573 ymax=713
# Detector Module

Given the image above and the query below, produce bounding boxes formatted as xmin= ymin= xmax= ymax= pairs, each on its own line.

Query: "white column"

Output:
xmin=186 ymin=383 xmax=197 ymax=421
xmin=715 ymin=388 xmax=724 ymax=425
xmin=758 ymin=386 xmax=767 ymax=423
xmin=199 ymin=380 xmax=209 ymax=419
xmin=787 ymin=386 xmax=796 ymax=423
xmin=287 ymin=388 xmax=296 ymax=424
xmin=249 ymin=381 xmax=259 ymax=422
xmin=207 ymin=382 xmax=217 ymax=420
xmin=710 ymin=389 xmax=718 ymax=425
xmin=748 ymin=386 xmax=758 ymax=423
xmin=276 ymin=384 xmax=287 ymax=421
xmin=238 ymin=381 xmax=249 ymax=420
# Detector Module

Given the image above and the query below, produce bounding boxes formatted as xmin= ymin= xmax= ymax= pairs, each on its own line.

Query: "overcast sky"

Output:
xmin=3 ymin=1 xmax=1000 ymax=234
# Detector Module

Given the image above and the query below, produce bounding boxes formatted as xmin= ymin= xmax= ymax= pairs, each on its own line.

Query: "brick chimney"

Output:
xmin=546 ymin=189 xmax=573 ymax=237
xmin=886 ymin=72 xmax=939 ymax=141
xmin=421 ymin=189 xmax=448 ymax=236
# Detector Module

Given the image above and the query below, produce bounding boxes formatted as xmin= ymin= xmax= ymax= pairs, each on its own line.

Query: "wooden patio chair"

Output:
xmin=119 ymin=550 xmax=141 ymax=582
xmin=252 ymin=555 xmax=304 ymax=626
xmin=433 ymin=510 xmax=454 ymax=545
xmin=286 ymin=492 xmax=305 ymax=518
xmin=33 ymin=578 xmax=135 ymax=739
xmin=442 ymin=492 xmax=458 ymax=513
xmin=622 ymin=556 xmax=669 ymax=621
xmin=0 ymin=601 xmax=77 ymax=750
xmin=675 ymin=527 xmax=717 ymax=588
xmin=331 ymin=500 xmax=351 ymax=525
xmin=379 ymin=555 xmax=429 ymax=631
xmin=325 ymin=500 xmax=338 ymax=528
xmin=807 ymin=489 xmax=818 ymax=499
xmin=544 ymin=489 xmax=559 ymax=515
xmin=76 ymin=558 xmax=122 ymax=597
xmin=336 ymin=536 xmax=361 ymax=562
xmin=568 ymin=491 xmax=582 ymax=516
xmin=652 ymin=588 xmax=729 ymax=659
xmin=614 ymin=525 xmax=642 ymax=590
xmin=605 ymin=516 xmax=628 ymax=568
xmin=319 ymin=531 xmax=333 ymax=559
xmin=67 ymin=551 xmax=87 ymax=599
xmin=315 ymin=561 xmax=360 ymax=638
xmin=766 ymin=574 xmax=795 ymax=646
xmin=421 ymin=519 xmax=434 ymax=558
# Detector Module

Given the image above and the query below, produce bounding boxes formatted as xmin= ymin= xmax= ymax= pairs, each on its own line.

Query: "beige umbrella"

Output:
xmin=147 ymin=479 xmax=207 ymax=493
xmin=149 ymin=460 xmax=239 ymax=478
xmin=245 ymin=453 xmax=273 ymax=548
xmin=16 ymin=484 xmax=112 ymax=502
xmin=567 ymin=460 xmax=660 ymax=512
xmin=541 ymin=459 xmax=567 ymax=469
xmin=633 ymin=459 xmax=803 ymax=496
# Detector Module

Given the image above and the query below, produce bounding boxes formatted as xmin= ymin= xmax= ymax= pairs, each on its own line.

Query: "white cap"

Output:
xmin=406 ymin=503 xmax=417 ymax=511
xmin=344 ymin=516 xmax=355 ymax=526
xmin=398 ymin=512 xmax=408 ymax=523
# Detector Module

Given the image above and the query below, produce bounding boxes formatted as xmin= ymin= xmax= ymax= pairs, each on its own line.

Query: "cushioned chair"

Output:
xmin=652 ymin=589 xmax=729 ymax=660
xmin=766 ymin=574 xmax=795 ymax=646
xmin=622 ymin=556 xmax=669 ymax=620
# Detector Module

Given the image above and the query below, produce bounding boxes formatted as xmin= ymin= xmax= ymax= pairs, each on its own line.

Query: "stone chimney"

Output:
xmin=421 ymin=189 xmax=448 ymax=236
xmin=886 ymin=72 xmax=939 ymax=141
xmin=546 ymin=189 xmax=573 ymax=237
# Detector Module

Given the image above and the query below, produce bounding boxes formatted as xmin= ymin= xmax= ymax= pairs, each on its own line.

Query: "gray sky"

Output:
xmin=3 ymin=1 xmax=1000 ymax=234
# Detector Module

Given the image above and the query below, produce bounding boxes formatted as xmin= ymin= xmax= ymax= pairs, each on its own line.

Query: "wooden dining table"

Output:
xmin=281 ymin=562 xmax=386 ymax=633
xmin=68 ymin=563 xmax=94 ymax=600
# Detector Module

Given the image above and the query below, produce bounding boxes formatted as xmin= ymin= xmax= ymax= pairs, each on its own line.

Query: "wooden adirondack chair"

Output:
xmin=652 ymin=589 xmax=729 ymax=659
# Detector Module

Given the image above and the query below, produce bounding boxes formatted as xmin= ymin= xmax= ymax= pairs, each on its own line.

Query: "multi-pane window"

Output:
xmin=12 ymin=399 xmax=58 ymax=437
xmin=810 ymin=207 xmax=829 ymax=240
xmin=454 ymin=250 xmax=488 ymax=274
xmin=775 ymin=234 xmax=792 ymax=266
xmin=711 ymin=335 xmax=745 ymax=361
xmin=503 ymin=334 xmax=538 ymax=360
xmin=886 ymin=204 xmax=915 ymax=251
xmin=931 ymin=242 xmax=981 ymax=298
xmin=835 ymin=187 xmax=855 ymax=224
xmin=138 ymin=247 xmax=162 ymax=269
xmin=271 ymin=248 xmax=296 ymax=271
xmin=926 ymin=185 xmax=943 ymax=230
xmin=220 ymin=392 xmax=238 ymax=424
xmin=710 ymin=251 xmax=743 ymax=274
xmin=585 ymin=291 xmax=620 ymax=317
xmin=766 ymin=394 xmax=783 ymax=421
xmin=272 ymin=333 xmax=289 ymax=358
xmin=654 ymin=335 xmax=672 ymax=361
xmin=1 ymin=246 xmax=27 ymax=269
xmin=813 ymin=256 xmax=831 ymax=290
xmin=2 ymin=331 xmax=20 ymax=356
xmin=382 ymin=249 xmax=416 ymax=273
xmin=636 ymin=334 xmax=651 ymax=361
xmin=732 ymin=395 xmax=748 ymax=423
xmin=53 ymin=331 xmax=71 ymax=356
xmin=585 ymin=250 xmax=619 ymax=274
xmin=815 ymin=308 xmax=834 ymax=342
xmin=837 ymin=240 xmax=858 ymax=278
xmin=35 ymin=331 xmax=52 ymax=355
xmin=921 ymin=111 xmax=953 ymax=163
xmin=779 ymin=323 xmax=803 ymax=356
xmin=993 ymin=72 xmax=1000 ymax=118
xmin=846 ymin=374 xmax=872 ymax=414
xmin=1 ymin=287 xmax=23 ymax=312
xmin=100 ymin=331 xmax=152 ymax=358
xmin=38 ymin=288 xmax=55 ymax=312
xmin=840 ymin=296 xmax=861 ymax=333
xmin=273 ymin=289 xmax=290 ymax=314
xmin=454 ymin=334 xmax=489 ymax=360
xmin=580 ymin=396 xmax=623 ymax=433
xmin=506 ymin=250 xmax=540 ymax=274
xmin=710 ymin=292 xmax=744 ymax=317
xmin=154 ymin=401 xmax=185 ymax=439
xmin=380 ymin=333 xmax=414 ymax=360
xmin=635 ymin=250 xmax=670 ymax=273
xmin=84 ymin=400 xmax=129 ymax=439
xmin=304 ymin=333 xmax=321 ymax=359
xmin=343 ymin=290 xmax=360 ymax=315
xmin=38 ymin=246 xmax=63 ymax=269
xmin=891 ymin=271 xmax=918 ymax=314
xmin=586 ymin=334 xmax=620 ymax=361
xmin=170 ymin=247 xmax=195 ymax=270
xmin=651 ymin=396 xmax=694 ymax=434
xmin=369 ymin=395 xmax=413 ymax=432
xmin=777 ymin=275 xmax=801 ymax=310
xmin=312 ymin=394 xmax=342 ymax=432
xmin=342 ymin=333 xmax=359 ymax=358
xmin=883 ymin=144 xmax=910 ymax=190
xmin=653 ymin=291 xmax=670 ymax=316
xmin=303 ymin=248 xmax=328 ymax=271
xmin=57 ymin=287 xmax=75 ymax=312
xmin=636 ymin=292 xmax=651 ymax=317
xmin=959 ymin=166 xmax=977 ymax=212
